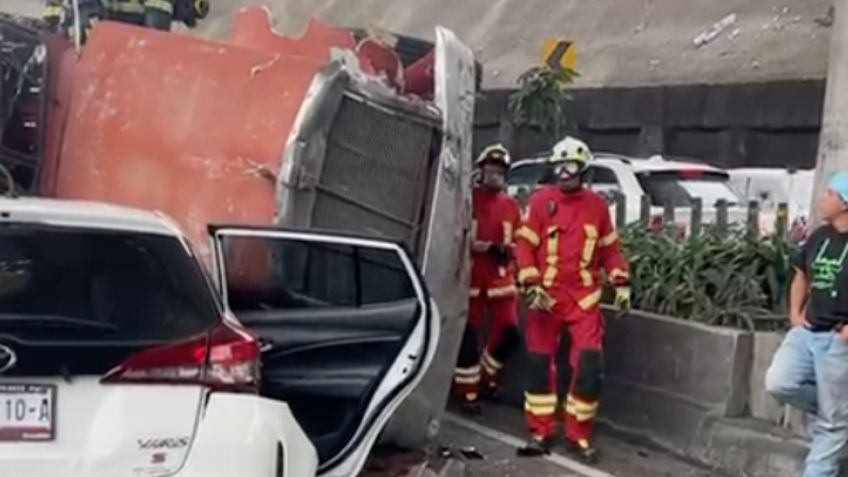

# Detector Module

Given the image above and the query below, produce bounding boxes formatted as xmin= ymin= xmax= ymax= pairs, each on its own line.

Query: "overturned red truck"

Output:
xmin=0 ymin=6 xmax=475 ymax=451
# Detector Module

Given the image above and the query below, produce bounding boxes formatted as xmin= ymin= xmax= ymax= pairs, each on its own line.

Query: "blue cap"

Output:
xmin=828 ymin=171 xmax=848 ymax=202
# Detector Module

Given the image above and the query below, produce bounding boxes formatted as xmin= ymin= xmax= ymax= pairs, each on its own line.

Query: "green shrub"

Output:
xmin=617 ymin=224 xmax=795 ymax=331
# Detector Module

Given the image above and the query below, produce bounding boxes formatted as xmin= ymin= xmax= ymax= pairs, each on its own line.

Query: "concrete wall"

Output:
xmin=474 ymin=79 xmax=825 ymax=170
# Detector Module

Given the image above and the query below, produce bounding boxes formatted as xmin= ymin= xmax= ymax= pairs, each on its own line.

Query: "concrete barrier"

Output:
xmin=599 ymin=309 xmax=753 ymax=451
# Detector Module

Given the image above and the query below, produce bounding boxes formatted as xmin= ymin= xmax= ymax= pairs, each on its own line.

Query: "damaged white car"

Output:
xmin=0 ymin=197 xmax=439 ymax=477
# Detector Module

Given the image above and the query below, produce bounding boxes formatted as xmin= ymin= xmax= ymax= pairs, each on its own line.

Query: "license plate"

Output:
xmin=0 ymin=384 xmax=55 ymax=442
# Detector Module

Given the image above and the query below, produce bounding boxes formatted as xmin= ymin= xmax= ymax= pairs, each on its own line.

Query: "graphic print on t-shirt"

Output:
xmin=811 ymin=238 xmax=848 ymax=298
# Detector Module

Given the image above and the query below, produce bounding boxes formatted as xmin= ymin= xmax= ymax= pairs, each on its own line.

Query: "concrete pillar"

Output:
xmin=812 ymin=0 xmax=848 ymax=219
xmin=634 ymin=125 xmax=665 ymax=157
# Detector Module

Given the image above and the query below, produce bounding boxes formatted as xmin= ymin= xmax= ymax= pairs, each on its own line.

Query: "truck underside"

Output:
xmin=0 ymin=6 xmax=476 ymax=449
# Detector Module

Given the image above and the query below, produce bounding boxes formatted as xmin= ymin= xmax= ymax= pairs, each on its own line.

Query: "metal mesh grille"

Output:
xmin=313 ymin=95 xmax=437 ymax=250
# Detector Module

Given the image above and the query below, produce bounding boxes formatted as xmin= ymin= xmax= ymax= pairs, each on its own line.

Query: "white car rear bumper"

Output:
xmin=178 ymin=393 xmax=317 ymax=477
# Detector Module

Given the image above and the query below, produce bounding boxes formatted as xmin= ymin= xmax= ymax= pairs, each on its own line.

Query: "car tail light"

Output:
xmin=678 ymin=168 xmax=705 ymax=178
xmin=102 ymin=321 xmax=259 ymax=392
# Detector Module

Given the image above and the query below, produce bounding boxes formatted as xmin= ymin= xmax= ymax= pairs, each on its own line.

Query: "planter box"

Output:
xmin=599 ymin=308 xmax=754 ymax=454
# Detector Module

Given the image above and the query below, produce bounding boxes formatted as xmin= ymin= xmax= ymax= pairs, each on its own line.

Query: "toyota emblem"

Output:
xmin=0 ymin=345 xmax=17 ymax=374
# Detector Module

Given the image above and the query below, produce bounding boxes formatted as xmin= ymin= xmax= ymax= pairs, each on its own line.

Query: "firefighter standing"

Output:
xmin=454 ymin=144 xmax=521 ymax=415
xmin=42 ymin=0 xmax=210 ymax=42
xmin=514 ymin=137 xmax=631 ymax=462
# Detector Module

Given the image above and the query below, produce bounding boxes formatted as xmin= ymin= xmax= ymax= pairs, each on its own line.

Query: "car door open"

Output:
xmin=209 ymin=226 xmax=439 ymax=477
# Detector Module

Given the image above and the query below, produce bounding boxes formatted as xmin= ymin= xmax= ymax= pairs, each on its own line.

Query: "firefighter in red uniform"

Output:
xmin=514 ymin=137 xmax=631 ymax=462
xmin=42 ymin=0 xmax=210 ymax=43
xmin=454 ymin=144 xmax=521 ymax=415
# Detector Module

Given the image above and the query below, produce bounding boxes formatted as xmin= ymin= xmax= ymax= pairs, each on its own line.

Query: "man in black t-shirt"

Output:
xmin=766 ymin=171 xmax=848 ymax=477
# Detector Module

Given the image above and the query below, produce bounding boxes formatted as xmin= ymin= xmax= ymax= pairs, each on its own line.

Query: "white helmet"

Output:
xmin=550 ymin=136 xmax=592 ymax=165
xmin=475 ymin=143 xmax=511 ymax=168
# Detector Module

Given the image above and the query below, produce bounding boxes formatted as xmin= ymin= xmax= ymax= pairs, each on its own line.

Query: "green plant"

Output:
xmin=617 ymin=225 xmax=795 ymax=332
xmin=508 ymin=66 xmax=578 ymax=142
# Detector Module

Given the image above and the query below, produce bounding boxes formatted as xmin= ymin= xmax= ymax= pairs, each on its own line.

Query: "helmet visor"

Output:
xmin=554 ymin=160 xmax=585 ymax=179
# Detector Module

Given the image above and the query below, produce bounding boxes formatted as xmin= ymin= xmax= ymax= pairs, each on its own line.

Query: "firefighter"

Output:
xmin=42 ymin=0 xmax=65 ymax=33
xmin=514 ymin=136 xmax=631 ymax=462
xmin=43 ymin=0 xmax=209 ymax=43
xmin=453 ymin=144 xmax=521 ymax=415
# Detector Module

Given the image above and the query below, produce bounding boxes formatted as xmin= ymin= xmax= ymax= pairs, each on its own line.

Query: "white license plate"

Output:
xmin=0 ymin=384 xmax=55 ymax=442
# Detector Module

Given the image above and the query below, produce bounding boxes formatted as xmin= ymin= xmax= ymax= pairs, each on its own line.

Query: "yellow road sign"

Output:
xmin=540 ymin=37 xmax=576 ymax=71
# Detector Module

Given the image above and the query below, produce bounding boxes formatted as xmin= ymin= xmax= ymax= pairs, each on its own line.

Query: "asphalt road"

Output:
xmin=361 ymin=402 xmax=726 ymax=477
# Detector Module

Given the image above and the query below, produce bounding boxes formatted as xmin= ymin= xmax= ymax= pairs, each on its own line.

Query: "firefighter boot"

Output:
xmin=460 ymin=398 xmax=482 ymax=416
xmin=516 ymin=436 xmax=551 ymax=457
xmin=565 ymin=438 xmax=599 ymax=464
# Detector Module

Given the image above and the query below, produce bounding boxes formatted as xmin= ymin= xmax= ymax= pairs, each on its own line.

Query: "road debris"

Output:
xmin=438 ymin=445 xmax=486 ymax=461
xmin=815 ymin=6 xmax=835 ymax=28
xmin=459 ymin=447 xmax=486 ymax=461
xmin=728 ymin=28 xmax=741 ymax=41
xmin=694 ymin=13 xmax=737 ymax=48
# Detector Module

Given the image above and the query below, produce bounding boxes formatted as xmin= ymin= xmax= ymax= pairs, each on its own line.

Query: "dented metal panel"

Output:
xmin=381 ymin=26 xmax=475 ymax=448
xmin=47 ymin=17 xmax=349 ymax=262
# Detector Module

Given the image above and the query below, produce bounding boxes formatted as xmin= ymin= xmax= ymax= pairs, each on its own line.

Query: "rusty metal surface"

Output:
xmin=46 ymin=10 xmax=351 ymax=263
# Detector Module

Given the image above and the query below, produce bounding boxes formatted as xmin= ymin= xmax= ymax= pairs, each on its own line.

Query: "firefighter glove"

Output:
xmin=613 ymin=286 xmax=631 ymax=314
xmin=524 ymin=285 xmax=553 ymax=311
xmin=487 ymin=243 xmax=512 ymax=264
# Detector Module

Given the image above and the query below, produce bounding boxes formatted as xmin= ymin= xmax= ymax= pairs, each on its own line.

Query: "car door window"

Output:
xmin=212 ymin=228 xmax=432 ymax=472
xmin=222 ymin=236 xmax=358 ymax=311
xmin=359 ymin=247 xmax=416 ymax=305
xmin=222 ymin=236 xmax=416 ymax=312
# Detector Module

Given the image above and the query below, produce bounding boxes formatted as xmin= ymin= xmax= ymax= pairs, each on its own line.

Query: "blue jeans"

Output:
xmin=766 ymin=326 xmax=848 ymax=477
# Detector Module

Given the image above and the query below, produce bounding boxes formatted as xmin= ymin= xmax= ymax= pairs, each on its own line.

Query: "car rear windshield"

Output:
xmin=638 ymin=171 xmax=739 ymax=207
xmin=0 ymin=224 xmax=219 ymax=343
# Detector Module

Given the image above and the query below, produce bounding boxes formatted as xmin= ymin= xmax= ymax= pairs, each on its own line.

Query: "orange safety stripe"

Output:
xmin=516 ymin=226 xmax=540 ymax=247
xmin=481 ymin=350 xmax=502 ymax=375
xmin=144 ymin=0 xmax=174 ymax=14
xmin=454 ymin=376 xmax=480 ymax=385
xmin=454 ymin=365 xmax=480 ymax=377
xmin=579 ymin=225 xmax=598 ymax=287
xmin=518 ymin=266 xmax=541 ymax=285
xmin=565 ymin=394 xmax=598 ymax=422
xmin=599 ymin=230 xmax=619 ymax=247
xmin=454 ymin=365 xmax=481 ymax=385
xmin=503 ymin=221 xmax=514 ymax=245
xmin=577 ymin=289 xmax=602 ymax=310
xmin=43 ymin=5 xmax=63 ymax=17
xmin=105 ymin=0 xmax=146 ymax=13
xmin=542 ymin=226 xmax=559 ymax=288
xmin=524 ymin=392 xmax=557 ymax=416
xmin=487 ymin=284 xmax=517 ymax=298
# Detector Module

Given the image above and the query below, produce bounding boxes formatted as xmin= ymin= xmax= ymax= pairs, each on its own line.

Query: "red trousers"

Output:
xmin=523 ymin=293 xmax=604 ymax=443
xmin=454 ymin=292 xmax=519 ymax=402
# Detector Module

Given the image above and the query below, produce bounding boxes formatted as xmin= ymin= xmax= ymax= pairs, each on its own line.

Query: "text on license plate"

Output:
xmin=0 ymin=384 xmax=55 ymax=441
